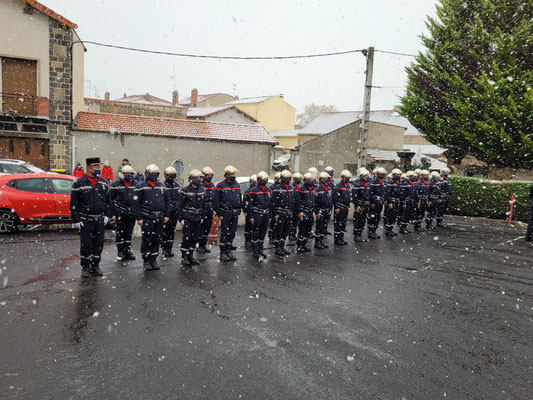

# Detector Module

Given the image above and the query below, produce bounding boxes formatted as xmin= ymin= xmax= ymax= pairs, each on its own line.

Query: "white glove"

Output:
xmin=103 ymin=216 xmax=109 ymax=225
xmin=74 ymin=221 xmax=84 ymax=229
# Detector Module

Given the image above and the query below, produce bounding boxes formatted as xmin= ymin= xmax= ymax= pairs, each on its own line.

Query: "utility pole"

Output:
xmin=358 ymin=46 xmax=374 ymax=170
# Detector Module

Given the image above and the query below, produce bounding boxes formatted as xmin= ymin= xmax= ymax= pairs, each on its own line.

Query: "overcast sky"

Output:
xmin=45 ymin=0 xmax=438 ymax=114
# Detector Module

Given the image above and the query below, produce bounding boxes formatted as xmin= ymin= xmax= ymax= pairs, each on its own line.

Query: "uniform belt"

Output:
xmin=336 ymin=203 xmax=350 ymax=209
xmin=184 ymin=207 xmax=202 ymax=214
xmin=252 ymin=207 xmax=270 ymax=215
xmin=275 ymin=207 xmax=292 ymax=215
xmin=205 ymin=200 xmax=213 ymax=207
xmin=318 ymin=208 xmax=330 ymax=214
xmin=221 ymin=206 xmax=240 ymax=212
xmin=299 ymin=206 xmax=313 ymax=213
xmin=372 ymin=196 xmax=383 ymax=202
xmin=79 ymin=212 xmax=104 ymax=221
xmin=141 ymin=209 xmax=164 ymax=218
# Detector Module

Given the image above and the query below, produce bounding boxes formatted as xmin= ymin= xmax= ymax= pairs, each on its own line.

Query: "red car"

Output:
xmin=0 ymin=173 xmax=75 ymax=233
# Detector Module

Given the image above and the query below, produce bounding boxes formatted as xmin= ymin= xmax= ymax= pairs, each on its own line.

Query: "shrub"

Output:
xmin=448 ymin=176 xmax=532 ymax=221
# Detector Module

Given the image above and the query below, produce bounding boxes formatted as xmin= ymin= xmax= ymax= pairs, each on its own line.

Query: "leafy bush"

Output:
xmin=448 ymin=176 xmax=532 ymax=221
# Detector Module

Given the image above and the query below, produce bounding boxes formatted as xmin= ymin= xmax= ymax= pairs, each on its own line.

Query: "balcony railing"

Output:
xmin=0 ymin=92 xmax=49 ymax=117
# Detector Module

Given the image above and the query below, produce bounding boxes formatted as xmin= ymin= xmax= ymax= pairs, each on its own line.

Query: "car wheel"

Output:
xmin=0 ymin=210 xmax=19 ymax=234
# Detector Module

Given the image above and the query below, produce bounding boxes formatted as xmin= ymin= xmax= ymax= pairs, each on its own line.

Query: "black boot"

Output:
xmin=143 ymin=260 xmax=153 ymax=271
xmin=162 ymin=248 xmax=172 ymax=259
xmin=303 ymin=244 xmax=312 ymax=252
xmin=414 ymin=225 xmax=424 ymax=232
xmin=150 ymin=260 xmax=160 ymax=270
xmin=436 ymin=220 xmax=446 ymax=228
xmin=258 ymin=249 xmax=267 ymax=258
xmin=116 ymin=251 xmax=126 ymax=261
xmin=385 ymin=229 xmax=394 ymax=237
xmin=368 ymin=231 xmax=381 ymax=240
xmin=282 ymin=246 xmax=291 ymax=255
xmin=188 ymin=252 xmax=200 ymax=265
xmin=182 ymin=251 xmax=191 ymax=266
xmin=220 ymin=251 xmax=231 ymax=262
xmin=230 ymin=245 xmax=237 ymax=251
xmin=90 ymin=265 xmax=104 ymax=276
xmin=321 ymin=238 xmax=329 ymax=249
xmin=399 ymin=226 xmax=409 ymax=234
xmin=289 ymin=235 xmax=297 ymax=242
xmin=275 ymin=246 xmax=285 ymax=256
xmin=227 ymin=251 xmax=237 ymax=261
xmin=81 ymin=267 xmax=91 ymax=278
xmin=252 ymin=251 xmax=260 ymax=259
xmin=315 ymin=238 xmax=325 ymax=249
xmin=335 ymin=238 xmax=347 ymax=245
xmin=125 ymin=249 xmax=136 ymax=260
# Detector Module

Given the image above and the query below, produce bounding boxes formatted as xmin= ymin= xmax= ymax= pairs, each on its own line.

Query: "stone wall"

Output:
xmin=48 ymin=19 xmax=73 ymax=170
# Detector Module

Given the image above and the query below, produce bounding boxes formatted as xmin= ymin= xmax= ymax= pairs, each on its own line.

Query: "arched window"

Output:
xmin=172 ymin=159 xmax=184 ymax=180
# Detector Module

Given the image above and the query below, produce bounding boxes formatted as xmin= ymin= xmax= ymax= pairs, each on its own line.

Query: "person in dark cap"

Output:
xmin=69 ymin=157 xmax=112 ymax=278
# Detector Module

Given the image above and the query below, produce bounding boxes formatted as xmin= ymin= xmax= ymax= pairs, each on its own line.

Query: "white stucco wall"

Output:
xmin=0 ymin=0 xmax=50 ymax=97
xmin=204 ymin=109 xmax=255 ymax=125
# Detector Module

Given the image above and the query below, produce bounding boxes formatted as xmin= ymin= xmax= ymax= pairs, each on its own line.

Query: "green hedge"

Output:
xmin=448 ymin=176 xmax=532 ymax=221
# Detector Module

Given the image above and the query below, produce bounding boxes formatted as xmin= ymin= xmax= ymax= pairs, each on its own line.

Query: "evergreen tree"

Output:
xmin=400 ymin=0 xmax=533 ymax=168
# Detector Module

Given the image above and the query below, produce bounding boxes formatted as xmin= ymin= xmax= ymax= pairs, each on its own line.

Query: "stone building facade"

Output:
xmin=0 ymin=0 xmax=84 ymax=171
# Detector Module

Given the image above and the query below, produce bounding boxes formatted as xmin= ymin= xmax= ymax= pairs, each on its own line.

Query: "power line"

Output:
xmin=375 ymin=49 xmax=417 ymax=57
xmin=74 ymin=40 xmax=365 ymax=60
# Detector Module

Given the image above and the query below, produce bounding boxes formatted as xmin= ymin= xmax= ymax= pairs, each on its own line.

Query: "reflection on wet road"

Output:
xmin=0 ymin=217 xmax=531 ymax=399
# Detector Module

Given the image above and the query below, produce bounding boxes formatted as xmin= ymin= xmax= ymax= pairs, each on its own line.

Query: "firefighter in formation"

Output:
xmin=71 ymin=161 xmax=453 ymax=277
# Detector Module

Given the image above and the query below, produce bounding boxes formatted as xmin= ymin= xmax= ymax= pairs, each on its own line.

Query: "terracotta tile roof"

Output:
xmin=26 ymin=0 xmax=78 ymax=29
xmin=74 ymin=112 xmax=277 ymax=145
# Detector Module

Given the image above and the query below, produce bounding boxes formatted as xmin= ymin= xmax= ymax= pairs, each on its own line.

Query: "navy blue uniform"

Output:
xmin=368 ymin=177 xmax=386 ymax=235
xmin=384 ymin=177 xmax=402 ymax=234
xmin=199 ymin=178 xmax=216 ymax=248
xmin=268 ymin=182 xmax=280 ymax=240
xmin=352 ymin=178 xmax=371 ymax=236
xmin=272 ymin=182 xmax=295 ymax=249
xmin=294 ymin=182 xmax=315 ymax=249
xmin=289 ymin=182 xmax=301 ymax=240
xmin=399 ymin=178 xmax=416 ymax=231
xmin=242 ymin=184 xmax=255 ymax=244
xmin=161 ymin=180 xmax=181 ymax=253
xmin=436 ymin=175 xmax=452 ymax=225
xmin=134 ymin=180 xmax=170 ymax=262
xmin=333 ymin=180 xmax=351 ymax=243
xmin=248 ymin=184 xmax=272 ymax=254
xmin=425 ymin=179 xmax=442 ymax=228
xmin=526 ymin=184 xmax=533 ymax=242
xmin=413 ymin=178 xmax=430 ymax=230
xmin=177 ymin=184 xmax=206 ymax=256
xmin=110 ymin=178 xmax=136 ymax=256
xmin=315 ymin=183 xmax=333 ymax=243
xmin=213 ymin=179 xmax=242 ymax=252
xmin=70 ymin=175 xmax=112 ymax=271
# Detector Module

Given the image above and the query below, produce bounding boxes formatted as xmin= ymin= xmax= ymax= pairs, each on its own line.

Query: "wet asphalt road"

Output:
xmin=0 ymin=217 xmax=532 ymax=399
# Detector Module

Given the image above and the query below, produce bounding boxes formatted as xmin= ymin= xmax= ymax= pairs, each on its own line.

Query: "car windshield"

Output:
xmin=20 ymin=162 xmax=44 ymax=173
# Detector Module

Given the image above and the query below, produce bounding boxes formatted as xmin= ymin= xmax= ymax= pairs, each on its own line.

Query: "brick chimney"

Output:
xmin=104 ymin=91 xmax=110 ymax=101
xmin=123 ymin=92 xmax=127 ymax=98
xmin=191 ymin=88 xmax=198 ymax=104
xmin=145 ymin=93 xmax=150 ymax=100
xmin=172 ymin=90 xmax=179 ymax=106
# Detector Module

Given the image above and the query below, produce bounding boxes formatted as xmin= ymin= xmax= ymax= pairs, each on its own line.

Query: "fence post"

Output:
xmin=508 ymin=193 xmax=515 ymax=226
